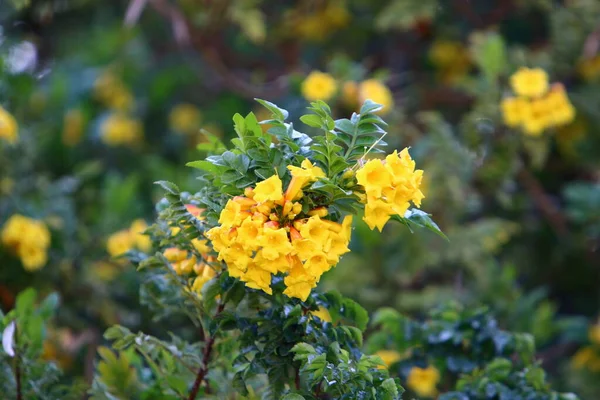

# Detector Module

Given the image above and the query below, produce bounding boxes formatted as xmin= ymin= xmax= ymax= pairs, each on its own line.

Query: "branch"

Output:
xmin=187 ymin=302 xmax=225 ymax=400
xmin=517 ymin=167 xmax=568 ymax=237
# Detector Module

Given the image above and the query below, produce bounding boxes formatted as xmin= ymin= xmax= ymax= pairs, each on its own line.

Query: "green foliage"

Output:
xmin=0 ymin=289 xmax=85 ymax=399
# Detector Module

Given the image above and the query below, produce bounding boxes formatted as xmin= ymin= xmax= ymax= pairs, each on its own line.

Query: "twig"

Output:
xmin=187 ymin=302 xmax=225 ymax=400
xmin=15 ymin=325 xmax=22 ymax=400
xmin=517 ymin=167 xmax=568 ymax=237
xmin=124 ymin=0 xmax=149 ymax=27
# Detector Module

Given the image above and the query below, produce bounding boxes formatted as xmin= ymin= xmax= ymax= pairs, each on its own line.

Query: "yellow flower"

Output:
xmin=0 ymin=106 xmax=18 ymax=143
xmin=304 ymin=251 xmax=332 ymax=278
xmin=299 ymin=216 xmax=330 ymax=246
xmin=130 ymin=219 xmax=151 ymax=252
xmin=253 ymin=175 xmax=284 ymax=203
xmin=501 ymin=97 xmax=528 ymax=128
xmin=100 ymin=114 xmax=143 ymax=147
xmin=286 ymin=159 xmax=326 ymax=200
xmin=106 ymin=230 xmax=135 ymax=257
xmin=356 ymin=159 xmax=392 ymax=198
xmin=589 ymin=322 xmax=600 ymax=345
xmin=169 ymin=103 xmax=201 ymax=135
xmin=521 ymin=100 xmax=547 ymax=137
xmin=571 ymin=346 xmax=596 ymax=370
xmin=62 ymin=109 xmax=86 ymax=147
xmin=18 ymin=244 xmax=48 ymax=271
xmin=94 ymin=72 xmax=134 ymax=111
xmin=375 ymin=350 xmax=403 ymax=369
xmin=578 ymin=56 xmax=600 ymax=81
xmin=192 ymin=238 xmax=211 ymax=254
xmin=283 ymin=258 xmax=316 ymax=301
xmin=359 ymin=79 xmax=394 ymax=114
xmin=406 ymin=365 xmax=440 ymax=398
xmin=510 ymin=67 xmax=549 ymax=98
xmin=301 ymin=71 xmax=337 ymax=102
xmin=363 ymin=199 xmax=393 ymax=232
xmin=258 ymin=226 xmax=293 ymax=260
xmin=310 ymin=306 xmax=332 ymax=323
xmin=1 ymin=215 xmax=51 ymax=271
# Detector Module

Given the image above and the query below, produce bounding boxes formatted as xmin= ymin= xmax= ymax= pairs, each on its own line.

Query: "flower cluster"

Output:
xmin=106 ymin=219 xmax=152 ymax=257
xmin=206 ymin=160 xmax=352 ymax=301
xmin=1 ymin=214 xmax=51 ymax=271
xmin=0 ymin=106 xmax=18 ymax=144
xmin=406 ymin=365 xmax=440 ymax=398
xmin=301 ymin=71 xmax=394 ymax=114
xmin=502 ymin=67 xmax=576 ymax=136
xmin=287 ymin=2 xmax=350 ymax=42
xmin=163 ymin=238 xmax=217 ymax=295
xmin=356 ymin=149 xmax=425 ymax=231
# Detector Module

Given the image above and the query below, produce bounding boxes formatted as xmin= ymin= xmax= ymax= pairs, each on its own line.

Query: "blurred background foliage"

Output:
xmin=1 ymin=0 xmax=600 ymax=397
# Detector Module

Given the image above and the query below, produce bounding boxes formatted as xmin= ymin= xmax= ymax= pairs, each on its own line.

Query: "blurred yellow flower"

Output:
xmin=1 ymin=214 xmax=51 ymax=271
xmin=130 ymin=219 xmax=152 ymax=253
xmin=62 ymin=109 xmax=86 ymax=147
xmin=94 ymin=72 xmax=134 ymax=112
xmin=589 ymin=322 xmax=600 ymax=344
xmin=0 ymin=106 xmax=18 ymax=143
xmin=375 ymin=350 xmax=403 ymax=369
xmin=106 ymin=230 xmax=135 ymax=258
xmin=407 ymin=365 xmax=440 ymax=397
xmin=578 ymin=56 xmax=600 ymax=81
xmin=359 ymin=79 xmax=394 ymax=114
xmin=169 ymin=103 xmax=201 ymax=135
xmin=301 ymin=71 xmax=337 ymax=102
xmin=510 ymin=67 xmax=549 ymax=98
xmin=342 ymin=81 xmax=359 ymax=108
xmin=100 ymin=114 xmax=143 ymax=147
xmin=310 ymin=306 xmax=332 ymax=323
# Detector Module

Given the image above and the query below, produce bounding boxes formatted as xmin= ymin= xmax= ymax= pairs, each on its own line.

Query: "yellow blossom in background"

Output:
xmin=291 ymin=2 xmax=351 ymax=42
xmin=169 ymin=103 xmax=201 ymax=135
xmin=0 ymin=106 xmax=18 ymax=143
xmin=356 ymin=149 xmax=424 ymax=232
xmin=578 ymin=56 xmax=600 ymax=81
xmin=206 ymin=168 xmax=352 ymax=301
xmin=359 ymin=79 xmax=394 ymax=115
xmin=406 ymin=365 xmax=440 ymax=398
xmin=62 ymin=109 xmax=86 ymax=147
xmin=106 ymin=230 xmax=135 ymax=258
xmin=106 ymin=219 xmax=152 ymax=258
xmin=571 ymin=346 xmax=600 ymax=372
xmin=310 ymin=306 xmax=332 ymax=323
xmin=1 ymin=214 xmax=51 ymax=271
xmin=130 ymin=219 xmax=152 ymax=252
xmin=510 ymin=67 xmax=549 ymax=98
xmin=429 ymin=40 xmax=472 ymax=84
xmin=589 ymin=321 xmax=600 ymax=344
xmin=94 ymin=72 xmax=134 ymax=111
xmin=375 ymin=350 xmax=403 ymax=369
xmin=502 ymin=71 xmax=575 ymax=136
xmin=100 ymin=114 xmax=143 ymax=147
xmin=301 ymin=71 xmax=337 ymax=102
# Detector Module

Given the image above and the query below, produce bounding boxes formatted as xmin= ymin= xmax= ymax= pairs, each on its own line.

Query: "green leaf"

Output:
xmin=38 ymin=292 xmax=60 ymax=320
xmin=401 ymin=209 xmax=448 ymax=240
xmin=155 ymin=180 xmax=180 ymax=195
xmin=282 ymin=394 xmax=306 ymax=400
xmin=16 ymin=288 xmax=36 ymax=316
xmin=300 ymin=114 xmax=323 ymax=129
xmin=186 ymin=160 xmax=222 ymax=174
xmin=104 ymin=325 xmax=132 ymax=341
xmin=471 ymin=31 xmax=507 ymax=82
xmin=255 ymin=98 xmax=289 ymax=120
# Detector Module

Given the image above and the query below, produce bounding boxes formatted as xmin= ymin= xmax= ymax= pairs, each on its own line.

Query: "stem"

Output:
xmin=187 ymin=302 xmax=225 ymax=400
xmin=14 ymin=325 xmax=22 ymax=400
